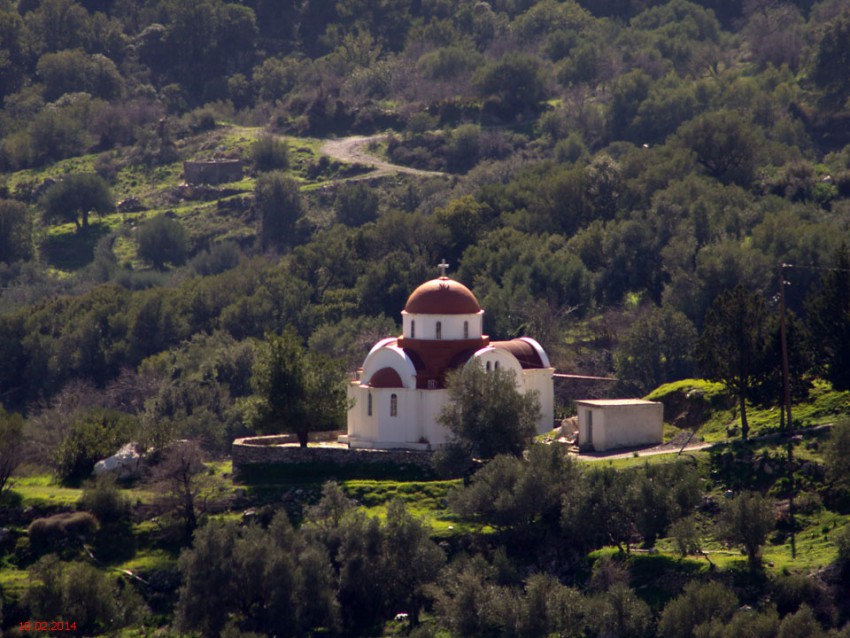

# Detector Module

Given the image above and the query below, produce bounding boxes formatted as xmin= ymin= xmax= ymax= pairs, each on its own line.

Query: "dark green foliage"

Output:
xmin=41 ymin=173 xmax=114 ymax=231
xmin=627 ymin=462 xmax=703 ymax=548
xmin=437 ymin=361 xmax=540 ymax=463
xmin=255 ymin=171 xmax=304 ymax=251
xmin=78 ymin=473 xmax=131 ymax=526
xmin=805 ymin=244 xmax=850 ymax=392
xmin=475 ymin=53 xmax=547 ymax=119
xmin=190 ymin=240 xmax=241 ymax=276
xmin=563 ymin=465 xmax=634 ymax=553
xmin=433 ymin=557 xmax=586 ymax=637
xmin=137 ymin=214 xmax=188 ymax=270
xmin=698 ymin=285 xmax=771 ymax=440
xmin=147 ymin=0 xmax=259 ymax=103
xmin=449 ymin=444 xmax=579 ymax=532
xmin=585 ymin=583 xmax=653 ymax=638
xmin=381 ymin=499 xmax=446 ymax=623
xmin=176 ymin=521 xmax=240 ymax=636
xmin=27 ymin=511 xmax=99 ymax=552
xmin=615 ymin=305 xmax=698 ymax=394
xmin=658 ymin=580 xmax=738 ymax=638
xmin=334 ymin=182 xmax=379 ymax=226
xmin=0 ymin=198 xmax=33 ymax=263
xmin=823 ymin=419 xmax=850 ymax=504
xmin=251 ymin=330 xmax=346 ymax=446
xmin=54 ymin=410 xmax=137 ymax=482
xmin=251 ymin=134 xmax=289 ymax=172
xmin=24 ymin=555 xmax=146 ymax=635
xmin=252 ymin=329 xmax=308 ymax=443
xmin=835 ymin=524 xmax=850 ymax=573
xmin=716 ymin=491 xmax=775 ymax=570
xmin=36 ymin=49 xmax=123 ymax=101
xmin=176 ymin=496 xmax=442 ymax=636
xmin=810 ymin=11 xmax=850 ymax=104
xmin=777 ymin=604 xmax=825 ymax=638
xmin=677 ymin=111 xmax=761 ymax=187
xmin=0 ymin=407 xmax=24 ymax=493
xmin=721 ymin=607 xmax=779 ymax=638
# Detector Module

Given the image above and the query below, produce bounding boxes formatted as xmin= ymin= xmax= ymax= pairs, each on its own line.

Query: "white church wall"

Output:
xmin=419 ymin=389 xmax=450 ymax=446
xmin=361 ymin=346 xmax=417 ymax=388
xmin=402 ymin=312 xmax=483 ymax=340
xmin=524 ymin=368 xmax=555 ymax=434
xmin=471 ymin=347 xmax=523 ymax=377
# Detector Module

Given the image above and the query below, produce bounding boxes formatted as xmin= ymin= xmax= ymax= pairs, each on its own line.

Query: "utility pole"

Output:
xmin=779 ymin=263 xmax=796 ymax=559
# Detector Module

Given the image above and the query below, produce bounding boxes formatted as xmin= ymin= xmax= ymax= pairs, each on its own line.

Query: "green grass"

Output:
xmin=0 ymin=567 xmax=30 ymax=598
xmin=235 ymin=461 xmax=436 ymax=485
xmin=8 ymin=474 xmax=83 ymax=508
xmin=7 ymin=124 xmax=379 ymax=276
xmin=340 ymin=479 xmax=488 ymax=538
xmin=586 ymin=449 xmax=711 ymax=471
xmin=649 ymin=379 xmax=850 ymax=443
xmin=117 ymin=549 xmax=178 ymax=575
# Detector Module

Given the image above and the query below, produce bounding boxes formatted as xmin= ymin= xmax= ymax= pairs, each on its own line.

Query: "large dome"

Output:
xmin=404 ymin=277 xmax=481 ymax=315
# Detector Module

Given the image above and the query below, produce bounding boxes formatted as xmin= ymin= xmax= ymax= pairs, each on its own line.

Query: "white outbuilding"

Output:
xmin=341 ymin=265 xmax=555 ymax=450
xmin=575 ymin=399 xmax=664 ymax=452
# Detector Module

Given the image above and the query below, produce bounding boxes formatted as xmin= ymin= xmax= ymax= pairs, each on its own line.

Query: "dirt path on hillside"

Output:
xmin=320 ymin=134 xmax=446 ymax=178
xmin=576 ymin=441 xmax=714 ymax=462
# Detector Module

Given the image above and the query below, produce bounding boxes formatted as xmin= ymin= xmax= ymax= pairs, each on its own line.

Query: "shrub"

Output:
xmin=40 ymin=173 xmax=114 ymax=230
xmin=251 ymin=135 xmax=289 ymax=172
xmin=78 ymin=474 xmax=131 ymax=526
xmin=190 ymin=240 xmax=241 ymax=276
xmin=137 ymin=214 xmax=188 ymax=270
xmin=28 ymin=512 xmax=99 ymax=552
xmin=54 ymin=411 xmax=137 ymax=483
xmin=334 ymin=182 xmax=378 ymax=226
xmin=24 ymin=555 xmax=146 ymax=634
xmin=835 ymin=524 xmax=850 ymax=574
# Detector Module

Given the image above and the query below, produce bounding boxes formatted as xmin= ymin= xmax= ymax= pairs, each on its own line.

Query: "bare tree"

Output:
xmin=149 ymin=440 xmax=221 ymax=543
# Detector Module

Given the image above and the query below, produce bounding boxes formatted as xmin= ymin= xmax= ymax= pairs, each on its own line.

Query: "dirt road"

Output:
xmin=320 ymin=135 xmax=446 ymax=178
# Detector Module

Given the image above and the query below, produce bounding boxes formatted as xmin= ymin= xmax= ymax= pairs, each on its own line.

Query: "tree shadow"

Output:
xmin=41 ymin=223 xmax=111 ymax=271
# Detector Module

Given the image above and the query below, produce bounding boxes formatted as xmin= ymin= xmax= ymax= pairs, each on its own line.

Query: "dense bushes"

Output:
xmin=176 ymin=486 xmax=444 ymax=635
xmin=24 ymin=555 xmax=145 ymax=635
xmin=137 ymin=214 xmax=189 ymax=270
xmin=54 ymin=411 xmax=137 ymax=482
xmin=28 ymin=512 xmax=99 ymax=552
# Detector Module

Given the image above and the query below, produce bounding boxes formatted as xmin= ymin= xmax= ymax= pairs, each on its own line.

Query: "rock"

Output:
xmin=94 ymin=442 xmax=143 ymax=479
xmin=116 ymin=197 xmax=147 ymax=213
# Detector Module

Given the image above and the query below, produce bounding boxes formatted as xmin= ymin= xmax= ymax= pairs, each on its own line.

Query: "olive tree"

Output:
xmin=41 ymin=173 xmax=114 ymax=231
xmin=716 ymin=491 xmax=775 ymax=570
xmin=137 ymin=214 xmax=188 ymax=270
xmin=437 ymin=360 xmax=540 ymax=465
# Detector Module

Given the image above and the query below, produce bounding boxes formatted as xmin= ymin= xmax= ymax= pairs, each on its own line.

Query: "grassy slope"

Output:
xmin=10 ymin=125 xmax=339 ymax=275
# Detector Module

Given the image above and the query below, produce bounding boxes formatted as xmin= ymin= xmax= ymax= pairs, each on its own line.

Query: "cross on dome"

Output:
xmin=437 ymin=259 xmax=450 ymax=277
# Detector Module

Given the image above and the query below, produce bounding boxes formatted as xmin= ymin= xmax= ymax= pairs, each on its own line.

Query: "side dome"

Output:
xmin=404 ymin=277 xmax=481 ymax=315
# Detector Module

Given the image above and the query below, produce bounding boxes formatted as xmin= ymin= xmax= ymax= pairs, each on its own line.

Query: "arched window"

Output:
xmin=367 ymin=392 xmax=372 ymax=416
xmin=411 ymin=320 xmax=415 ymax=338
xmin=390 ymin=393 xmax=398 ymax=417
xmin=486 ymin=361 xmax=491 ymax=371
xmin=494 ymin=361 xmax=500 ymax=370
xmin=436 ymin=321 xmax=442 ymax=340
xmin=463 ymin=321 xmax=469 ymax=338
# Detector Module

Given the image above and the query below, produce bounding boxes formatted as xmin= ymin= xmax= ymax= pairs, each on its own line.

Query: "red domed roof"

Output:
xmin=368 ymin=367 xmax=404 ymax=388
xmin=404 ymin=277 xmax=481 ymax=315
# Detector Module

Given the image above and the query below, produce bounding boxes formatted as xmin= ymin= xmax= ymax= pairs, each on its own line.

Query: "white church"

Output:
xmin=341 ymin=264 xmax=555 ymax=450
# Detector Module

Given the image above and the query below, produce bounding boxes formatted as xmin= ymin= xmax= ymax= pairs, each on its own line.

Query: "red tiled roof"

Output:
xmin=404 ymin=277 xmax=481 ymax=315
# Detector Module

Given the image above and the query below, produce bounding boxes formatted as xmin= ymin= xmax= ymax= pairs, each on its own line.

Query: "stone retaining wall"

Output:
xmin=231 ymin=435 xmax=433 ymax=470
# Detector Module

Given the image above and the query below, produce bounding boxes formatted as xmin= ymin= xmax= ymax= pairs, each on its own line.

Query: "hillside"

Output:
xmin=2 ymin=0 xmax=850 ymax=635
